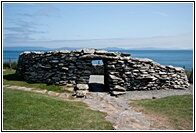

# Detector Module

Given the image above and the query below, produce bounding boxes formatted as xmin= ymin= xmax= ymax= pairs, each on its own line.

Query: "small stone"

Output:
xmin=33 ymin=89 xmax=47 ymax=94
xmin=62 ymin=67 xmax=68 ymax=71
xmin=109 ymin=75 xmax=121 ymax=80
xmin=48 ymin=91 xmax=60 ymax=96
xmin=50 ymin=60 xmax=59 ymax=63
xmin=59 ymin=50 xmax=70 ymax=53
xmin=112 ymin=85 xmax=126 ymax=91
xmin=59 ymin=93 xmax=69 ymax=99
xmin=110 ymin=91 xmax=126 ymax=96
xmin=75 ymin=90 xmax=89 ymax=97
xmin=67 ymin=87 xmax=74 ymax=92
xmin=82 ymin=48 xmax=95 ymax=54
xmin=66 ymin=84 xmax=74 ymax=87
xmin=95 ymin=50 xmax=107 ymax=54
xmin=75 ymin=84 xmax=89 ymax=90
xmin=174 ymin=67 xmax=184 ymax=72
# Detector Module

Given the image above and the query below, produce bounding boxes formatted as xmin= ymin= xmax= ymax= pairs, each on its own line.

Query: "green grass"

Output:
xmin=185 ymin=69 xmax=193 ymax=83
xmin=3 ymin=62 xmax=18 ymax=69
xmin=131 ymin=95 xmax=193 ymax=130
xmin=3 ymin=88 xmax=113 ymax=130
xmin=3 ymin=70 xmax=64 ymax=93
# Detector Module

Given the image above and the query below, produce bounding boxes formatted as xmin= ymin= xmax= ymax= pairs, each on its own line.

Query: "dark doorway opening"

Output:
xmin=88 ymin=60 xmax=109 ymax=92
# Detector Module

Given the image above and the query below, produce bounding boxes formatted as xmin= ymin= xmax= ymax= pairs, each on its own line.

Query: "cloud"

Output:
xmin=4 ymin=22 xmax=47 ymax=43
xmin=4 ymin=26 xmax=46 ymax=34
xmin=4 ymin=33 xmax=35 ymax=42
xmin=152 ymin=11 xmax=168 ymax=16
xmin=35 ymin=4 xmax=60 ymax=17
xmin=4 ymin=33 xmax=193 ymax=50
xmin=17 ymin=4 xmax=60 ymax=18
xmin=17 ymin=13 xmax=35 ymax=18
xmin=4 ymin=4 xmax=53 ymax=44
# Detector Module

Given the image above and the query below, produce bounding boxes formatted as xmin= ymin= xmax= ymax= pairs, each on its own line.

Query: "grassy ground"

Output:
xmin=3 ymin=88 xmax=113 ymax=130
xmin=3 ymin=70 xmax=65 ymax=93
xmin=3 ymin=69 xmax=194 ymax=130
xmin=131 ymin=95 xmax=193 ymax=130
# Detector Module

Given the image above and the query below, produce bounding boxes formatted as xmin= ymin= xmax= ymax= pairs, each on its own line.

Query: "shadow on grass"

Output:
xmin=3 ymin=74 xmax=24 ymax=81
xmin=3 ymin=73 xmax=44 ymax=85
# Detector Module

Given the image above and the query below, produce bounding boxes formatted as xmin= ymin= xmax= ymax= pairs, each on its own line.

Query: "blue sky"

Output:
xmin=3 ymin=2 xmax=193 ymax=49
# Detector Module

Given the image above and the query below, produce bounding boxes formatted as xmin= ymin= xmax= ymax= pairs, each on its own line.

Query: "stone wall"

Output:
xmin=91 ymin=64 xmax=104 ymax=75
xmin=16 ymin=48 xmax=190 ymax=97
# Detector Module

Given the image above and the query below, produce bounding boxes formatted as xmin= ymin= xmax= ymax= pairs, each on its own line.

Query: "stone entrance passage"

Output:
xmin=16 ymin=48 xmax=190 ymax=98
xmin=89 ymin=75 xmax=105 ymax=92
xmin=89 ymin=59 xmax=109 ymax=92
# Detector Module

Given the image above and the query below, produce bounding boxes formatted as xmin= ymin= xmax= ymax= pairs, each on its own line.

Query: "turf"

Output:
xmin=3 ymin=88 xmax=113 ymax=130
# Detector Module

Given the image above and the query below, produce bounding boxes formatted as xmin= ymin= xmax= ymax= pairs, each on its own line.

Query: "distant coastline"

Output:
xmin=3 ymin=46 xmax=193 ymax=51
xmin=3 ymin=47 xmax=193 ymax=70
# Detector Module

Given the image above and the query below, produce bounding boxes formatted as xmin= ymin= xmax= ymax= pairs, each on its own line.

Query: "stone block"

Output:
xmin=110 ymin=91 xmax=126 ymax=96
xmin=75 ymin=84 xmax=89 ymax=90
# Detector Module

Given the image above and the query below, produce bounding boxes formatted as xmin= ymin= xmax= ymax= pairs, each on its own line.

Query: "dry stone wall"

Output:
xmin=16 ymin=48 xmax=190 ymax=97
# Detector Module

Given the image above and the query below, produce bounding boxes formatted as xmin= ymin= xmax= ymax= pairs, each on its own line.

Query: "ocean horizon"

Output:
xmin=3 ymin=49 xmax=193 ymax=70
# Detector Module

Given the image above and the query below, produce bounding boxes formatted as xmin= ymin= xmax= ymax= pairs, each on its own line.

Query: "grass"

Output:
xmin=3 ymin=69 xmax=65 ymax=93
xmin=185 ymin=69 xmax=193 ymax=83
xmin=3 ymin=69 xmax=194 ymax=130
xmin=3 ymin=88 xmax=113 ymax=130
xmin=131 ymin=95 xmax=193 ymax=130
xmin=3 ymin=62 xmax=18 ymax=69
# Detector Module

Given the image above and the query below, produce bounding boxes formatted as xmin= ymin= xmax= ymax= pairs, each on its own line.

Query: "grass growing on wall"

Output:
xmin=3 ymin=88 xmax=113 ymax=130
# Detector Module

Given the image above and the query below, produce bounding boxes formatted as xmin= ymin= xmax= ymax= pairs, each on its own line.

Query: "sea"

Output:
xmin=3 ymin=50 xmax=193 ymax=70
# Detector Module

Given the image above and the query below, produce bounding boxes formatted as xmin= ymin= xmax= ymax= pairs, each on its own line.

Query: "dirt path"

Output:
xmin=84 ymin=92 xmax=173 ymax=130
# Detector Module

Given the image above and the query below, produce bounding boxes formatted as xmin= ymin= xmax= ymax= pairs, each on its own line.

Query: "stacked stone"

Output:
xmin=105 ymin=60 xmax=128 ymax=95
xmin=16 ymin=48 xmax=190 ymax=97
xmin=91 ymin=64 xmax=104 ymax=75
xmin=16 ymin=49 xmax=93 ymax=87
xmin=123 ymin=58 xmax=190 ymax=91
xmin=74 ymin=84 xmax=89 ymax=97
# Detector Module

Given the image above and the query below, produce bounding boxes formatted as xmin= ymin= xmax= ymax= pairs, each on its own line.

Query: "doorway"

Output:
xmin=88 ymin=60 xmax=109 ymax=92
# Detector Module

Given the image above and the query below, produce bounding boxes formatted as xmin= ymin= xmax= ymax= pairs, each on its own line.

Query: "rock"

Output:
xmin=82 ymin=48 xmax=95 ymax=54
xmin=110 ymin=91 xmax=126 ymax=96
xmin=66 ymin=84 xmax=74 ymax=87
xmin=16 ymin=48 xmax=190 ymax=96
xmin=67 ymin=87 xmax=74 ymax=92
xmin=133 ymin=69 xmax=139 ymax=73
xmin=95 ymin=50 xmax=107 ymax=54
xmin=106 ymin=52 xmax=118 ymax=56
xmin=33 ymin=89 xmax=47 ymax=94
xmin=166 ymin=65 xmax=174 ymax=69
xmin=48 ymin=91 xmax=60 ymax=96
xmin=50 ymin=60 xmax=59 ymax=63
xmin=59 ymin=50 xmax=70 ymax=53
xmin=109 ymin=75 xmax=121 ymax=80
xmin=112 ymin=85 xmax=126 ymax=91
xmin=59 ymin=93 xmax=69 ymax=99
xmin=62 ymin=67 xmax=68 ymax=71
xmin=107 ymin=65 xmax=115 ymax=69
xmin=75 ymin=90 xmax=89 ymax=97
xmin=120 ymin=52 xmax=131 ymax=57
xmin=159 ymin=71 xmax=166 ymax=75
xmin=174 ymin=67 xmax=184 ymax=72
xmin=75 ymin=84 xmax=89 ymax=90
xmin=125 ymin=72 xmax=132 ymax=75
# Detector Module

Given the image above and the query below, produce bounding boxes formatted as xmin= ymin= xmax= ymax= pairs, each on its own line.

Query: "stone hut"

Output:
xmin=16 ymin=48 xmax=190 ymax=97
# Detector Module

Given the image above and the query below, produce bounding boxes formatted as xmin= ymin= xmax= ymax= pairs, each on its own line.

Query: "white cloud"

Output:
xmin=152 ymin=11 xmax=168 ymax=16
xmin=4 ymin=33 xmax=193 ymax=50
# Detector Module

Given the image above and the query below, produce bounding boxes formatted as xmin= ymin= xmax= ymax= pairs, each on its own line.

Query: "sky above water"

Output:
xmin=3 ymin=2 xmax=193 ymax=49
